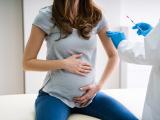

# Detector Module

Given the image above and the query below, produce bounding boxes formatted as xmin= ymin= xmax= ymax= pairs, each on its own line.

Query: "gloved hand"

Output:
xmin=106 ymin=31 xmax=126 ymax=48
xmin=132 ymin=22 xmax=153 ymax=37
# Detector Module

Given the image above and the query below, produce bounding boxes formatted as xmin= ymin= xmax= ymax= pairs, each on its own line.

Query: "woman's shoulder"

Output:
xmin=39 ymin=5 xmax=53 ymax=16
xmin=32 ymin=5 xmax=54 ymax=35
xmin=96 ymin=14 xmax=108 ymax=33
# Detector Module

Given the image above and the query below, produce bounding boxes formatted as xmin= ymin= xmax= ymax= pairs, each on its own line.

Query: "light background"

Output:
xmin=0 ymin=0 xmax=159 ymax=94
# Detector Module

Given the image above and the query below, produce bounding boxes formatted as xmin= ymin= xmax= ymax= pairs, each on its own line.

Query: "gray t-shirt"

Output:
xmin=32 ymin=5 xmax=107 ymax=108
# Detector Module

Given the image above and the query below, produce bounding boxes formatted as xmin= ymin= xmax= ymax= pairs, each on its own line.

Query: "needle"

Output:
xmin=126 ymin=16 xmax=143 ymax=32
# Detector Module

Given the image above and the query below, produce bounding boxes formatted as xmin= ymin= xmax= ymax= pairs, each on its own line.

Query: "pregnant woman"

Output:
xmin=23 ymin=0 xmax=138 ymax=120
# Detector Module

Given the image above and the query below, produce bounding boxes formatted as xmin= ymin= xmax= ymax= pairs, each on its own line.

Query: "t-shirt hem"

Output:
xmin=42 ymin=88 xmax=94 ymax=108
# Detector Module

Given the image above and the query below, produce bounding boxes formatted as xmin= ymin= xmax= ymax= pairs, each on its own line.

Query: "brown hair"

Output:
xmin=52 ymin=0 xmax=102 ymax=40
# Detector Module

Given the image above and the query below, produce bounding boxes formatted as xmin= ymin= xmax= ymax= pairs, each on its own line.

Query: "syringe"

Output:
xmin=126 ymin=16 xmax=143 ymax=32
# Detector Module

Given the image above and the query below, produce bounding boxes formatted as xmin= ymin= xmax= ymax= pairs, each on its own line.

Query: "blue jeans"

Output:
xmin=35 ymin=90 xmax=138 ymax=120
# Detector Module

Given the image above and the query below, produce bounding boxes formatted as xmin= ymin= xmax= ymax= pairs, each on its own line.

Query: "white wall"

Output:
xmin=23 ymin=0 xmax=53 ymax=93
xmin=0 ymin=0 xmax=24 ymax=95
xmin=23 ymin=0 xmax=121 ymax=93
xmin=120 ymin=0 xmax=160 ymax=88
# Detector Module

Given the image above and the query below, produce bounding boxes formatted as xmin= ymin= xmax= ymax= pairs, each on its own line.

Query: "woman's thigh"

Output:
xmin=71 ymin=91 xmax=138 ymax=120
xmin=35 ymin=90 xmax=70 ymax=120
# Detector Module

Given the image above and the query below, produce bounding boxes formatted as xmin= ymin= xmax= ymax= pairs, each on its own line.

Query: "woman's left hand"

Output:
xmin=73 ymin=83 xmax=101 ymax=107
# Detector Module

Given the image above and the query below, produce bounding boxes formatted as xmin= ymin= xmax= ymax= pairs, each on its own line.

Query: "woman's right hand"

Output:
xmin=62 ymin=53 xmax=92 ymax=76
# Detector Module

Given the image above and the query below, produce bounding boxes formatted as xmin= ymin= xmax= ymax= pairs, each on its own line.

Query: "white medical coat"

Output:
xmin=118 ymin=21 xmax=160 ymax=120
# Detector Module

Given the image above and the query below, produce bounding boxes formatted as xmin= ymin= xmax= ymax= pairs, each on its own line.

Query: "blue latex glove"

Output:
xmin=106 ymin=31 xmax=126 ymax=48
xmin=132 ymin=22 xmax=153 ymax=37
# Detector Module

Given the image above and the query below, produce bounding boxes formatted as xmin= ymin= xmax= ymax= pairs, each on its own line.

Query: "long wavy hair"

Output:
xmin=52 ymin=0 xmax=102 ymax=40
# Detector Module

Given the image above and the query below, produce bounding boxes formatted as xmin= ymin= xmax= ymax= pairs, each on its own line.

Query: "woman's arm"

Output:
xmin=23 ymin=25 xmax=92 ymax=76
xmin=23 ymin=25 xmax=64 ymax=71
xmin=97 ymin=26 xmax=119 ymax=89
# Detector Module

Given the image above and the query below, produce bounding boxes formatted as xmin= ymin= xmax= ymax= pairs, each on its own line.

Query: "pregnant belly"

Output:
xmin=46 ymin=69 xmax=95 ymax=100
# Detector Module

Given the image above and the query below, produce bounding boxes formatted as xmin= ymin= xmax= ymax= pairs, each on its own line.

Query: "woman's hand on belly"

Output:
xmin=62 ymin=53 xmax=92 ymax=76
xmin=72 ymin=83 xmax=101 ymax=107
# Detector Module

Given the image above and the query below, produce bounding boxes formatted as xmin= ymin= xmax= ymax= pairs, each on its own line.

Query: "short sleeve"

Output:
xmin=96 ymin=15 xmax=108 ymax=33
xmin=32 ymin=6 xmax=54 ymax=35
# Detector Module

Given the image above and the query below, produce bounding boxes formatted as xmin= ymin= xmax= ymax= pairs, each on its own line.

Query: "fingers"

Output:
xmin=106 ymin=31 xmax=125 ymax=40
xmin=68 ymin=50 xmax=83 ymax=58
xmin=132 ymin=25 xmax=138 ymax=29
xmin=68 ymin=51 xmax=75 ymax=55
xmin=66 ymin=51 xmax=93 ymax=76
xmin=106 ymin=31 xmax=113 ymax=34
xmin=106 ymin=31 xmax=119 ymax=36
xmin=73 ymin=54 xmax=83 ymax=59
xmin=133 ymin=24 xmax=143 ymax=36
xmin=78 ymin=98 xmax=89 ymax=105
xmin=80 ymin=101 xmax=88 ymax=107
xmin=81 ymin=62 xmax=92 ymax=67
xmin=73 ymin=95 xmax=89 ymax=103
xmin=79 ymin=65 xmax=92 ymax=72
xmin=137 ymin=30 xmax=142 ymax=35
xmin=73 ymin=84 xmax=97 ymax=105
xmin=76 ymin=71 xmax=88 ymax=76
xmin=73 ymin=92 xmax=90 ymax=102
xmin=68 ymin=51 xmax=92 ymax=67
xmin=106 ymin=31 xmax=113 ymax=37
xmin=80 ymin=66 xmax=92 ymax=71
xmin=132 ymin=23 xmax=142 ymax=29
xmin=76 ymin=63 xmax=92 ymax=76
xmin=80 ymin=84 xmax=91 ymax=91
xmin=132 ymin=23 xmax=147 ymax=30
xmin=78 ymin=68 xmax=91 ymax=74
xmin=76 ymin=69 xmax=91 ymax=76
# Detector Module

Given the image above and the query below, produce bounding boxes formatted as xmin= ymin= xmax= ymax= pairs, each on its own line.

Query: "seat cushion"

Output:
xmin=68 ymin=114 xmax=100 ymax=120
xmin=0 ymin=94 xmax=36 ymax=120
xmin=0 ymin=88 xmax=146 ymax=120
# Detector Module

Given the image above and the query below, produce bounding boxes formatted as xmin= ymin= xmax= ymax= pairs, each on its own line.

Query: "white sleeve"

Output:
xmin=117 ymin=40 xmax=150 ymax=65
xmin=144 ymin=20 xmax=160 ymax=65
xmin=118 ymin=20 xmax=160 ymax=66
